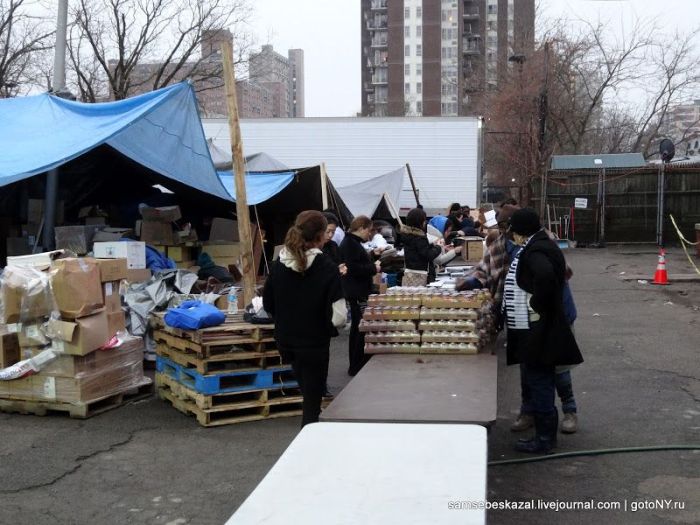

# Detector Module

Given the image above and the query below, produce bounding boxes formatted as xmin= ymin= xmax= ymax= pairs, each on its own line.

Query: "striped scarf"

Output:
xmin=503 ymin=235 xmax=536 ymax=330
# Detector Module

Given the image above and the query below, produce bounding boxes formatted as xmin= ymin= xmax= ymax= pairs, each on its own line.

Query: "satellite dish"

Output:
xmin=660 ymin=139 xmax=675 ymax=163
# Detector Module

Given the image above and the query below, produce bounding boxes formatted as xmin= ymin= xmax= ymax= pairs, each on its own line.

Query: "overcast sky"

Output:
xmin=249 ymin=0 xmax=699 ymax=117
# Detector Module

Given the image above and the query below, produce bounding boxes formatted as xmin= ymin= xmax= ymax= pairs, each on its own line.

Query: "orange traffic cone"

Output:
xmin=652 ymin=248 xmax=670 ymax=285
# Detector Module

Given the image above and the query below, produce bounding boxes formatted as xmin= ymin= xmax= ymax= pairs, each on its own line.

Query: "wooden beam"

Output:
xmin=221 ymin=41 xmax=256 ymax=306
xmin=405 ymin=163 xmax=421 ymax=207
xmin=320 ymin=162 xmax=329 ymax=210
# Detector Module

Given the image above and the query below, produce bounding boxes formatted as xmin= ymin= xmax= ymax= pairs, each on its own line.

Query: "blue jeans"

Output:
xmin=520 ymin=363 xmax=557 ymax=418
xmin=521 ymin=365 xmax=577 ymax=415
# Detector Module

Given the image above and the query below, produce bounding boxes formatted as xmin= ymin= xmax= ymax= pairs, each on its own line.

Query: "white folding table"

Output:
xmin=226 ymin=422 xmax=487 ymax=525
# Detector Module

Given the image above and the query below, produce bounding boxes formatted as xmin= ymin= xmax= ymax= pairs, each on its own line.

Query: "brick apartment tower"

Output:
xmin=361 ymin=0 xmax=534 ymax=117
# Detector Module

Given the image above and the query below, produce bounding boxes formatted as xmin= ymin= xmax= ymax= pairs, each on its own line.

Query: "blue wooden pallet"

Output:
xmin=156 ymin=355 xmax=298 ymax=395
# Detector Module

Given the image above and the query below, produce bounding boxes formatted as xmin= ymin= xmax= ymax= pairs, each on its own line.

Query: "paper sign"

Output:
xmin=574 ymin=198 xmax=588 ymax=209
xmin=484 ymin=210 xmax=498 ymax=227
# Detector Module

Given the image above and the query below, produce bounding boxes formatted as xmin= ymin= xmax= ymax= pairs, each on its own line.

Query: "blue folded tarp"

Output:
xmin=0 ymin=82 xmax=231 ymax=201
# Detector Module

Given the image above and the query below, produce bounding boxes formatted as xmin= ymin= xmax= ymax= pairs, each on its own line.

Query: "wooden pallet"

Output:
xmin=0 ymin=380 xmax=153 ymax=419
xmin=156 ymin=372 xmax=301 ymax=410
xmin=152 ymin=329 xmax=276 ymax=360
xmin=155 ymin=343 xmax=283 ymax=374
xmin=158 ymin=382 xmax=302 ymax=427
xmin=150 ymin=313 xmax=274 ymax=346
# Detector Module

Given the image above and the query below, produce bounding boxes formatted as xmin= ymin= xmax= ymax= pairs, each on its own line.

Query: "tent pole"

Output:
xmin=320 ymin=162 xmax=329 ymax=209
xmin=43 ymin=0 xmax=69 ymax=251
xmin=405 ymin=163 xmax=421 ymax=207
xmin=384 ymin=193 xmax=404 ymax=227
xmin=222 ymin=41 xmax=256 ymax=306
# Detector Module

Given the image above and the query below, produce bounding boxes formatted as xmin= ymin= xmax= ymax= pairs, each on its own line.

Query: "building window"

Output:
xmin=417 ymin=25 xmax=422 ymax=37
xmin=405 ymin=45 xmax=410 ymax=56
xmin=416 ymin=101 xmax=422 ymax=114
xmin=405 ymin=26 xmax=410 ymax=38
xmin=416 ymin=44 xmax=422 ymax=56
xmin=405 ymin=82 xmax=410 ymax=94
xmin=417 ymin=82 xmax=422 ymax=94
xmin=404 ymin=7 xmax=410 ymax=19
xmin=416 ymin=6 xmax=422 ymax=18
xmin=416 ymin=64 xmax=422 ymax=76
xmin=405 ymin=64 xmax=411 ymax=76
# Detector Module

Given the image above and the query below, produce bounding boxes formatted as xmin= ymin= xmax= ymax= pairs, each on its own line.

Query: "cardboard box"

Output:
xmin=0 ymin=266 xmax=51 ymax=323
xmin=55 ymin=225 xmax=102 ymax=255
xmin=107 ymin=310 xmax=126 ymax=335
xmin=47 ymin=310 xmax=111 ymax=356
xmin=50 ymin=258 xmax=104 ymax=319
xmin=125 ymin=268 xmax=152 ymax=283
xmin=209 ymin=218 xmax=239 ymax=242
xmin=166 ymin=246 xmax=195 ymax=262
xmin=93 ymin=241 xmax=146 ymax=269
xmin=22 ymin=337 xmax=143 ymax=378
xmin=0 ymin=330 xmax=20 ymax=368
xmin=462 ymin=237 xmax=485 ymax=262
xmin=95 ymin=258 xmax=127 ymax=282
xmin=201 ymin=243 xmax=240 ymax=259
xmin=0 ymin=359 xmax=145 ymax=402
xmin=140 ymin=220 xmax=176 ymax=245
xmin=92 ymin=228 xmax=134 ymax=243
xmin=140 ymin=205 xmax=181 ymax=223
xmin=102 ymin=281 xmax=122 ymax=313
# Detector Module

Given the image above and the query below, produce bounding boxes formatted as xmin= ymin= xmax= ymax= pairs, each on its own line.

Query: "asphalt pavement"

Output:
xmin=0 ymin=247 xmax=698 ymax=524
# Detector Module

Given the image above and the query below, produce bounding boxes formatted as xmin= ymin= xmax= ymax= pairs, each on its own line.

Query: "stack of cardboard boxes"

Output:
xmin=0 ymin=257 xmax=150 ymax=409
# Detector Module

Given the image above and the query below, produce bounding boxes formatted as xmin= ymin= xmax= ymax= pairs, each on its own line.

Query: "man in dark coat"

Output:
xmin=503 ymin=208 xmax=583 ymax=453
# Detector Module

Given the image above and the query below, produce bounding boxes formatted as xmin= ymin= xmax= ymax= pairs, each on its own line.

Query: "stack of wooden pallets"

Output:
xmin=151 ymin=313 xmax=302 ymax=426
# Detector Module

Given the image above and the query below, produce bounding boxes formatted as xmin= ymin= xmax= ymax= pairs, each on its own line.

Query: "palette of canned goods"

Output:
xmin=360 ymin=288 xmax=496 ymax=355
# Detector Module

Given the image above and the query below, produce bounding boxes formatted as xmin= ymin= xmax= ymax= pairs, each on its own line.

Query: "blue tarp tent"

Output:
xmin=217 ymin=171 xmax=296 ymax=205
xmin=0 ymin=82 xmax=231 ymax=201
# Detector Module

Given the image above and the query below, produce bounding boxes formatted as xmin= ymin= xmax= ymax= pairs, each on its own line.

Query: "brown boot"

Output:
xmin=510 ymin=414 xmax=534 ymax=432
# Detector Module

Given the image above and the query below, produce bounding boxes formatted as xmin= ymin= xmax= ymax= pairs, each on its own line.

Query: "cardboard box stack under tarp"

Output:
xmin=361 ymin=288 xmax=495 ymax=355
xmin=151 ymin=312 xmax=302 ymax=427
xmin=0 ymin=256 xmax=152 ymax=418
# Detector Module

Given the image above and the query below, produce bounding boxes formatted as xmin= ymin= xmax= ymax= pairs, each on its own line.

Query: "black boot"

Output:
xmin=514 ymin=412 xmax=558 ymax=454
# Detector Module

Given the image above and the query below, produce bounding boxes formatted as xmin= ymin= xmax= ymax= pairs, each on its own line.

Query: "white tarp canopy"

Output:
xmin=207 ymin=139 xmax=289 ymax=172
xmin=336 ymin=167 xmax=406 ymax=219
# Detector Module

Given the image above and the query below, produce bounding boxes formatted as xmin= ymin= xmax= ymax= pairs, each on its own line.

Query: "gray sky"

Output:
xmin=249 ymin=0 xmax=699 ymax=117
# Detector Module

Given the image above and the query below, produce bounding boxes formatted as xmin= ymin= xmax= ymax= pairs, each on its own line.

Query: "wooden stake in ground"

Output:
xmin=221 ymin=41 xmax=256 ymax=306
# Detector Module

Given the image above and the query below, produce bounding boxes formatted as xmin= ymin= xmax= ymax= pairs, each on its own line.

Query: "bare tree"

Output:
xmin=67 ymin=0 xmax=253 ymax=101
xmin=0 ymin=0 xmax=53 ymax=97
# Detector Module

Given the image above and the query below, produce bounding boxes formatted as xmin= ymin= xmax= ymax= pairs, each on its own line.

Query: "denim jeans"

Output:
xmin=519 ymin=363 xmax=557 ymax=418
xmin=521 ymin=365 xmax=577 ymax=415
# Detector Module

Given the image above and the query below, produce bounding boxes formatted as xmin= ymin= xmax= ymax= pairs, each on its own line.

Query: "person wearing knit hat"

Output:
xmin=502 ymin=208 xmax=583 ymax=453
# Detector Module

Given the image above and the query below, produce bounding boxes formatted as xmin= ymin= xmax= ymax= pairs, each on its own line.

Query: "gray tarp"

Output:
xmin=336 ymin=167 xmax=405 ymax=219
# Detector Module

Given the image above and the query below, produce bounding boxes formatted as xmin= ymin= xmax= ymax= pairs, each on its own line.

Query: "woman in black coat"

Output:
xmin=263 ymin=211 xmax=347 ymax=426
xmin=339 ymin=215 xmax=380 ymax=376
xmin=401 ymin=208 xmax=459 ymax=283
xmin=503 ymin=208 xmax=583 ymax=453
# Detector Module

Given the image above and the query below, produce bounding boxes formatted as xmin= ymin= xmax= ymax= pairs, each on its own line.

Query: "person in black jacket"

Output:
xmin=503 ymin=208 xmax=583 ymax=453
xmin=322 ymin=212 xmax=342 ymax=265
xmin=263 ymin=211 xmax=347 ymax=427
xmin=339 ymin=215 xmax=381 ymax=376
xmin=401 ymin=208 xmax=459 ymax=283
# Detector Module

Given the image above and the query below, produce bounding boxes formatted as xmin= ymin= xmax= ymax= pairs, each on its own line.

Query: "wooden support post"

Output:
xmin=320 ymin=162 xmax=329 ymax=210
xmin=405 ymin=163 xmax=421 ymax=207
xmin=384 ymin=193 xmax=404 ymax=227
xmin=222 ymin=42 xmax=256 ymax=306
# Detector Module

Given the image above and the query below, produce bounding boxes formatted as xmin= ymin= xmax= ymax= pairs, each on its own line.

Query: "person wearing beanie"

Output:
xmin=503 ymin=208 xmax=583 ymax=453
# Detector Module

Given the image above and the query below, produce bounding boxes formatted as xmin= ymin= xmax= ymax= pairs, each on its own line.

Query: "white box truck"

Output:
xmin=203 ymin=117 xmax=484 ymax=214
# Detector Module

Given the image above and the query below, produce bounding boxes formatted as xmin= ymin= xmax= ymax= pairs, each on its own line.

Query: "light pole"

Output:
xmin=43 ymin=0 xmax=68 ymax=251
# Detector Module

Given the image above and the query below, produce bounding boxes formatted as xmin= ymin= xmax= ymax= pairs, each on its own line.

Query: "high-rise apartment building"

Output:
xmin=361 ymin=0 xmax=534 ymax=117
xmin=249 ymin=45 xmax=305 ymax=118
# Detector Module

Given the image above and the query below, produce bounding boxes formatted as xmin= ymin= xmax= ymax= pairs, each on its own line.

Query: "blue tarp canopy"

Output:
xmin=217 ymin=171 xmax=296 ymax=205
xmin=0 ymin=82 xmax=231 ymax=201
